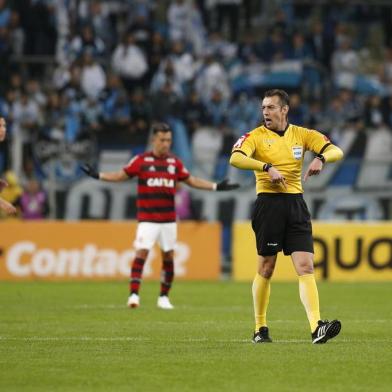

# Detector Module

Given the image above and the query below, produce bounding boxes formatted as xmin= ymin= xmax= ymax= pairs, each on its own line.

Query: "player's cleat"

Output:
xmin=312 ymin=319 xmax=341 ymax=344
xmin=157 ymin=295 xmax=174 ymax=310
xmin=127 ymin=293 xmax=140 ymax=308
xmin=252 ymin=326 xmax=272 ymax=343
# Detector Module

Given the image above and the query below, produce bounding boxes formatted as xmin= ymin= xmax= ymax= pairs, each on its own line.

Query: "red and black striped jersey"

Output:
xmin=123 ymin=152 xmax=190 ymax=222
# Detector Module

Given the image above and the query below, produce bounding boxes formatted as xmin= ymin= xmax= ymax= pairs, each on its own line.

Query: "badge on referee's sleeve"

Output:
xmin=292 ymin=146 xmax=303 ymax=160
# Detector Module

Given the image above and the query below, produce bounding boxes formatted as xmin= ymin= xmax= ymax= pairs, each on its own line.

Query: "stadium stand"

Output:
xmin=1 ymin=0 xmax=392 ymax=268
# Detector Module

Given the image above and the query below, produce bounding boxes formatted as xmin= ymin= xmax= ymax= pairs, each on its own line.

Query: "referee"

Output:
xmin=230 ymin=89 xmax=343 ymax=344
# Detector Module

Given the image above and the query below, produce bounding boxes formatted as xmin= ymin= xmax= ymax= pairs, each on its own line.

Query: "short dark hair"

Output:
xmin=264 ymin=89 xmax=290 ymax=107
xmin=152 ymin=122 xmax=171 ymax=134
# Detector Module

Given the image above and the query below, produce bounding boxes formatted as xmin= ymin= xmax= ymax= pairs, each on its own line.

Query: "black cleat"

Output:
xmin=252 ymin=326 xmax=272 ymax=343
xmin=312 ymin=319 xmax=341 ymax=344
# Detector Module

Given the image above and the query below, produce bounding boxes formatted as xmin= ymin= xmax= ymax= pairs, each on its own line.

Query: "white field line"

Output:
xmin=0 ymin=336 xmax=391 ymax=344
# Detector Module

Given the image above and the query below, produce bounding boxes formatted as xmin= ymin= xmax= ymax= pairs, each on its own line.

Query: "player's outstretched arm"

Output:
xmin=0 ymin=197 xmax=17 ymax=215
xmin=184 ymin=176 xmax=239 ymax=191
xmin=81 ymin=164 xmax=129 ymax=182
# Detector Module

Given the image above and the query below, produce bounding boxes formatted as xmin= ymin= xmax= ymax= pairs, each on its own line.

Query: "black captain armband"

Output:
xmin=315 ymin=154 xmax=326 ymax=164
xmin=263 ymin=163 xmax=273 ymax=172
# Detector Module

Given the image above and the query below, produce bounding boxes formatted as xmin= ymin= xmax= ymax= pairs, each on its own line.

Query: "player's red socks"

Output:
xmin=160 ymin=259 xmax=174 ymax=296
xmin=129 ymin=257 xmax=146 ymax=295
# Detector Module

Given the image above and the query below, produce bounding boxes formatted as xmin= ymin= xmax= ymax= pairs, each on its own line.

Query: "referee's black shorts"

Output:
xmin=251 ymin=193 xmax=314 ymax=256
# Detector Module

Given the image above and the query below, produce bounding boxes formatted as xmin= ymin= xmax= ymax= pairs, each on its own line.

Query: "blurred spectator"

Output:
xmin=191 ymin=123 xmax=223 ymax=179
xmin=167 ymin=0 xmax=191 ymax=43
xmin=175 ymin=185 xmax=192 ymax=220
xmin=100 ymin=74 xmax=130 ymax=127
xmin=69 ymin=25 xmax=105 ymax=61
xmin=214 ymin=0 xmax=241 ymax=42
xmin=307 ymin=20 xmax=334 ymax=69
xmin=111 ymin=32 xmax=148 ymax=92
xmin=305 ymin=100 xmax=326 ymax=130
xmin=379 ymin=46 xmax=392 ymax=95
xmin=20 ymin=178 xmax=48 ymax=220
xmin=288 ymin=93 xmax=307 ymax=125
xmin=150 ymin=59 xmax=183 ymax=97
xmin=147 ymin=31 xmax=168 ymax=79
xmin=0 ymin=0 xmax=11 ymax=29
xmin=260 ymin=27 xmax=291 ymax=63
xmin=80 ymin=50 xmax=106 ymax=99
xmin=228 ymin=92 xmax=260 ymax=136
xmin=182 ymin=90 xmax=207 ymax=137
xmin=81 ymin=96 xmax=103 ymax=133
xmin=26 ymin=79 xmax=47 ymax=109
xmin=332 ymin=37 xmax=360 ymax=89
xmin=186 ymin=1 xmax=206 ymax=56
xmin=128 ymin=14 xmax=153 ymax=54
xmin=195 ymin=52 xmax=230 ymax=102
xmin=167 ymin=40 xmax=196 ymax=85
xmin=238 ymin=32 xmax=260 ymax=64
xmin=205 ymin=89 xmax=229 ymax=127
xmin=205 ymin=31 xmax=237 ymax=60
xmin=129 ymin=88 xmax=152 ymax=129
xmin=151 ymin=81 xmax=182 ymax=121
xmin=79 ymin=1 xmax=115 ymax=51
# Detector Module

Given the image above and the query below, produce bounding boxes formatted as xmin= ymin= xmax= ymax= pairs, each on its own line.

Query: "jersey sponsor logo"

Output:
xmin=167 ymin=164 xmax=176 ymax=174
xmin=233 ymin=133 xmax=250 ymax=149
xmin=292 ymin=146 xmax=303 ymax=160
xmin=146 ymin=178 xmax=175 ymax=188
xmin=264 ymin=139 xmax=275 ymax=145
xmin=167 ymin=158 xmax=175 ymax=163
xmin=267 ymin=243 xmax=278 ymax=246
xmin=144 ymin=157 xmax=154 ymax=162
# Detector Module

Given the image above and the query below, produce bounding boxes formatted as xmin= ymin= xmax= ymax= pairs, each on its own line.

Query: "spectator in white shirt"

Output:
xmin=111 ymin=32 xmax=148 ymax=92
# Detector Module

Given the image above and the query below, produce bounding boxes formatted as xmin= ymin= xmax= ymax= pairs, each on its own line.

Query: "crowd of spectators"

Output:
xmin=1 ymin=0 xmax=392 ymax=219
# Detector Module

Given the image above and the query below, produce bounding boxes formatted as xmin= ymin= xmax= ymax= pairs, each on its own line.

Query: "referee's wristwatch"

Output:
xmin=263 ymin=163 xmax=273 ymax=172
xmin=315 ymin=154 xmax=325 ymax=164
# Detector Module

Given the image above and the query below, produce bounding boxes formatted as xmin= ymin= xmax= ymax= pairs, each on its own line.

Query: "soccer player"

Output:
xmin=230 ymin=89 xmax=343 ymax=344
xmin=82 ymin=122 xmax=239 ymax=309
xmin=0 ymin=117 xmax=17 ymax=215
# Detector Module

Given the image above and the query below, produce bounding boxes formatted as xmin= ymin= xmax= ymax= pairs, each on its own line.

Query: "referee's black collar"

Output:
xmin=264 ymin=122 xmax=290 ymax=136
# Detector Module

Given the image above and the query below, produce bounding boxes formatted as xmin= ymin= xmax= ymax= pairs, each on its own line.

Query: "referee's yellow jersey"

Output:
xmin=232 ymin=124 xmax=331 ymax=194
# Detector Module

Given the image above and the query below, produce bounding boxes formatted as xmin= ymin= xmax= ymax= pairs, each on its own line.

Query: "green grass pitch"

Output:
xmin=0 ymin=281 xmax=391 ymax=391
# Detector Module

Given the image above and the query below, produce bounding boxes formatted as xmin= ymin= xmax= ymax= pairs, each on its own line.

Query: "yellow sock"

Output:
xmin=299 ymin=274 xmax=320 ymax=332
xmin=252 ymin=274 xmax=271 ymax=332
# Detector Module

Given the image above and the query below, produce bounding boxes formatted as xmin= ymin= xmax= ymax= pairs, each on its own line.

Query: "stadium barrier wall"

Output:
xmin=233 ymin=222 xmax=392 ymax=281
xmin=0 ymin=221 xmax=221 ymax=281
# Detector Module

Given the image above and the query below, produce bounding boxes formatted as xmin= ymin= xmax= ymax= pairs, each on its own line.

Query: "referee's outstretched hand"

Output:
xmin=216 ymin=179 xmax=240 ymax=191
xmin=81 ymin=164 xmax=99 ymax=179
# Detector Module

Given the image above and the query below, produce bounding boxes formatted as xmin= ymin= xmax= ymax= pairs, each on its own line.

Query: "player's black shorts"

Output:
xmin=251 ymin=193 xmax=313 ymax=256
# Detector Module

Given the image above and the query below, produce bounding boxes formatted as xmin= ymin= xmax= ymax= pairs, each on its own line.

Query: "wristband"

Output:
xmin=315 ymin=154 xmax=325 ymax=164
xmin=212 ymin=183 xmax=217 ymax=191
xmin=263 ymin=163 xmax=273 ymax=172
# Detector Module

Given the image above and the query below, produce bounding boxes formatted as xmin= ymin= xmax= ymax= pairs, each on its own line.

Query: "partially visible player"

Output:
xmin=0 ymin=117 xmax=17 ymax=215
xmin=82 ymin=122 xmax=239 ymax=309
xmin=0 ymin=117 xmax=6 ymax=141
